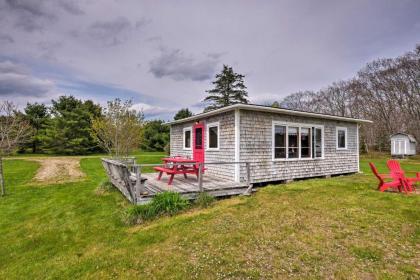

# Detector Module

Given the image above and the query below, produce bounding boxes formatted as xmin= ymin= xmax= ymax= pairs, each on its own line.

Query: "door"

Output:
xmin=395 ymin=140 xmax=404 ymax=155
xmin=193 ymin=123 xmax=205 ymax=163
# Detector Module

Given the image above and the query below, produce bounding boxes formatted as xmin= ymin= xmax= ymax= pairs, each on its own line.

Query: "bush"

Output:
xmin=124 ymin=192 xmax=190 ymax=225
xmin=194 ymin=192 xmax=215 ymax=208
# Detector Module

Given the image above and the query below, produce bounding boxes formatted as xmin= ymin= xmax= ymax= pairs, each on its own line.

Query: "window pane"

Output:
xmin=209 ymin=126 xmax=218 ymax=148
xmin=184 ymin=130 xmax=191 ymax=148
xmin=274 ymin=125 xmax=286 ymax=158
xmin=195 ymin=128 xmax=202 ymax=149
xmin=301 ymin=127 xmax=311 ymax=158
xmin=338 ymin=129 xmax=346 ymax=148
xmin=288 ymin=127 xmax=299 ymax=158
xmin=315 ymin=128 xmax=322 ymax=157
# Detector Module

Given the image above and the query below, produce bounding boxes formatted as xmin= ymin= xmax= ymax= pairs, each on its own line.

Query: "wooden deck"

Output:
xmin=137 ymin=172 xmax=251 ymax=203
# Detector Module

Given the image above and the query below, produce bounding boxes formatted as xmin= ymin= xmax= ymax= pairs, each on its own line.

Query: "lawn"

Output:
xmin=0 ymin=153 xmax=418 ymax=279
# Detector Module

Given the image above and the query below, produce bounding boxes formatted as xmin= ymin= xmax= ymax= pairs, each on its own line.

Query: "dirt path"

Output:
xmin=30 ymin=158 xmax=85 ymax=184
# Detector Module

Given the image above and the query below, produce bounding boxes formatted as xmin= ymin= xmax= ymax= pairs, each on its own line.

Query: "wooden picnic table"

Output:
xmin=154 ymin=157 xmax=199 ymax=185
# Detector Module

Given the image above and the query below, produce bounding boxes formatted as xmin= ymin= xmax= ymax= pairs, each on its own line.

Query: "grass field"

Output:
xmin=0 ymin=153 xmax=419 ymax=279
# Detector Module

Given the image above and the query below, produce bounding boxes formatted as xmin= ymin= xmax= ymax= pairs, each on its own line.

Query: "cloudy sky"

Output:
xmin=0 ymin=0 xmax=419 ymax=120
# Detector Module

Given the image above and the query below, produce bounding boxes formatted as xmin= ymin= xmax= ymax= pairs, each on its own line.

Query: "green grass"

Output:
xmin=0 ymin=153 xmax=419 ymax=279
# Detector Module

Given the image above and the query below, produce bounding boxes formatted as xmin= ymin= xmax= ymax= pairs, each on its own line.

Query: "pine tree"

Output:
xmin=23 ymin=103 xmax=50 ymax=153
xmin=174 ymin=108 xmax=193 ymax=120
xmin=42 ymin=96 xmax=102 ymax=155
xmin=203 ymin=65 xmax=249 ymax=112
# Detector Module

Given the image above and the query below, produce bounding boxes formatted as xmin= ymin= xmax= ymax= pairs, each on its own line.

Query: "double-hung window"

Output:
xmin=207 ymin=122 xmax=219 ymax=150
xmin=273 ymin=122 xmax=323 ymax=160
xmin=336 ymin=127 xmax=347 ymax=149
xmin=183 ymin=127 xmax=192 ymax=150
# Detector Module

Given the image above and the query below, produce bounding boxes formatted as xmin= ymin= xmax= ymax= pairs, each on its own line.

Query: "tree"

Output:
xmin=42 ymin=96 xmax=103 ymax=154
xmin=140 ymin=120 xmax=169 ymax=152
xmin=92 ymin=99 xmax=144 ymax=157
xmin=271 ymin=101 xmax=280 ymax=108
xmin=203 ymin=65 xmax=249 ymax=112
xmin=23 ymin=103 xmax=50 ymax=153
xmin=0 ymin=101 xmax=31 ymax=196
xmin=174 ymin=108 xmax=193 ymax=120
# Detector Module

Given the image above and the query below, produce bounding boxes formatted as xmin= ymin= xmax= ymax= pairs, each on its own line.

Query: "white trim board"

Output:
xmin=234 ymin=109 xmax=240 ymax=182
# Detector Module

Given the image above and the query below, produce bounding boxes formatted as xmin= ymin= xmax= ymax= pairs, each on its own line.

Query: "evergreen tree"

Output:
xmin=23 ymin=103 xmax=50 ymax=153
xmin=140 ymin=120 xmax=169 ymax=152
xmin=174 ymin=108 xmax=193 ymax=120
xmin=203 ymin=65 xmax=249 ymax=112
xmin=42 ymin=96 xmax=103 ymax=154
xmin=271 ymin=101 xmax=280 ymax=108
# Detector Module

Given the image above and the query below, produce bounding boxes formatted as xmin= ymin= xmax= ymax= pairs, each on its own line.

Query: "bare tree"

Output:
xmin=0 ymin=101 xmax=31 ymax=196
xmin=91 ymin=99 xmax=143 ymax=158
xmin=277 ymin=45 xmax=420 ymax=152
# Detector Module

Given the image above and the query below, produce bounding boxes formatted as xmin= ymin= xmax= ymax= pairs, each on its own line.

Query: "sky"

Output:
xmin=0 ymin=0 xmax=419 ymax=120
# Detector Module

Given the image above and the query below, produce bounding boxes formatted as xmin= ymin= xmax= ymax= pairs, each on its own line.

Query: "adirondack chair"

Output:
xmin=387 ymin=160 xmax=419 ymax=192
xmin=369 ymin=162 xmax=406 ymax=193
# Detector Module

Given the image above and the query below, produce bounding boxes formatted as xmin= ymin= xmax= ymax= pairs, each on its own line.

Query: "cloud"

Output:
xmin=2 ymin=0 xmax=83 ymax=32
xmin=131 ymin=102 xmax=177 ymax=119
xmin=0 ymin=34 xmax=14 ymax=44
xmin=149 ymin=49 xmax=220 ymax=81
xmin=0 ymin=60 xmax=55 ymax=98
xmin=85 ymin=16 xmax=148 ymax=46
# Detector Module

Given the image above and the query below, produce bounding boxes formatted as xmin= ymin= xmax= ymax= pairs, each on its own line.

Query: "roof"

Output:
xmin=390 ymin=133 xmax=417 ymax=143
xmin=167 ymin=104 xmax=373 ymax=125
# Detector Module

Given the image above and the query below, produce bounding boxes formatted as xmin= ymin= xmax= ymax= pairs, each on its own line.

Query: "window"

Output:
xmin=301 ymin=127 xmax=311 ymax=158
xmin=195 ymin=127 xmax=203 ymax=149
xmin=207 ymin=122 xmax=219 ymax=149
xmin=288 ymin=127 xmax=299 ymax=158
xmin=313 ymin=128 xmax=323 ymax=158
xmin=274 ymin=125 xmax=286 ymax=158
xmin=273 ymin=122 xmax=323 ymax=160
xmin=183 ymin=127 xmax=192 ymax=150
xmin=336 ymin=127 xmax=347 ymax=149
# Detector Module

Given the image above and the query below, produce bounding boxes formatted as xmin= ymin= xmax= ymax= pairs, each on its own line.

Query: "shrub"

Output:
xmin=194 ymin=192 xmax=215 ymax=208
xmin=124 ymin=192 xmax=190 ymax=225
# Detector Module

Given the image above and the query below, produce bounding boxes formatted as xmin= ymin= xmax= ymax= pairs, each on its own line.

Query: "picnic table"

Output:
xmin=154 ymin=157 xmax=199 ymax=185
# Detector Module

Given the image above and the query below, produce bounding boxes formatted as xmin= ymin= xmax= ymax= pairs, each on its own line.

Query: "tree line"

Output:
xmin=18 ymin=96 xmax=176 ymax=155
xmin=277 ymin=45 xmax=420 ymax=152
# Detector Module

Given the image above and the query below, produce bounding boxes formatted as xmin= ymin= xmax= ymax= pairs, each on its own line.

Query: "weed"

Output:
xmin=194 ymin=192 xmax=215 ymax=208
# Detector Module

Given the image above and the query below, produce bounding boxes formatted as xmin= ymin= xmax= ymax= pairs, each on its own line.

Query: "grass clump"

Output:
xmin=95 ymin=179 xmax=114 ymax=195
xmin=194 ymin=192 xmax=215 ymax=208
xmin=125 ymin=192 xmax=190 ymax=225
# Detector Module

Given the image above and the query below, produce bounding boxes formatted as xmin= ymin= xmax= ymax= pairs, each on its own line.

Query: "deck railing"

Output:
xmin=101 ymin=158 xmax=254 ymax=204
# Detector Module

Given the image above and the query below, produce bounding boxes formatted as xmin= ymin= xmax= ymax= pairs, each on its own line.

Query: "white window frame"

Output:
xmin=336 ymin=126 xmax=348 ymax=150
xmin=206 ymin=122 xmax=220 ymax=150
xmin=272 ymin=121 xmax=324 ymax=161
xmin=183 ymin=127 xmax=192 ymax=150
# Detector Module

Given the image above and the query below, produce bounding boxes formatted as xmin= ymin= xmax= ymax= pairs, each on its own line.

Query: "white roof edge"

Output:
xmin=166 ymin=104 xmax=373 ymax=125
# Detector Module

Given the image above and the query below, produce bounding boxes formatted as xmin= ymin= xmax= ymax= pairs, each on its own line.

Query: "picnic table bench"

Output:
xmin=154 ymin=157 xmax=202 ymax=185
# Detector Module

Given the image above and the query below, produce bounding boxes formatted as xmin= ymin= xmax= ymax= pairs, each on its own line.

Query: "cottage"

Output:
xmin=390 ymin=133 xmax=417 ymax=157
xmin=168 ymin=104 xmax=372 ymax=184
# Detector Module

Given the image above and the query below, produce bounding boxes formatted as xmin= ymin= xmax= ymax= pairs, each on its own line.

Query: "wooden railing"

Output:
xmin=101 ymin=158 xmax=254 ymax=204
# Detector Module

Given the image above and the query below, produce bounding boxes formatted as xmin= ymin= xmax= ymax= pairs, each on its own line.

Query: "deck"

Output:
xmin=137 ymin=172 xmax=251 ymax=203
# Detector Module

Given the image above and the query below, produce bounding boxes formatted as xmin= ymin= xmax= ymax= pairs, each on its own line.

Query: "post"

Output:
xmin=198 ymin=163 xmax=204 ymax=192
xmin=134 ymin=165 xmax=145 ymax=200
xmin=246 ymin=162 xmax=251 ymax=185
xmin=244 ymin=162 xmax=253 ymax=195
xmin=0 ymin=157 xmax=4 ymax=196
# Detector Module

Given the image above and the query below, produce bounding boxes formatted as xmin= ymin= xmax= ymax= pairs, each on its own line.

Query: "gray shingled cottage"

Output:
xmin=167 ymin=104 xmax=372 ymax=184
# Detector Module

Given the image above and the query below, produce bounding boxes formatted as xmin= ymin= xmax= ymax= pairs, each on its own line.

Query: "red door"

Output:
xmin=193 ymin=123 xmax=205 ymax=163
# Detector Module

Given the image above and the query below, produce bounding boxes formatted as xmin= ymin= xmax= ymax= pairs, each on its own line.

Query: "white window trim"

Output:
xmin=182 ymin=126 xmax=192 ymax=150
xmin=272 ymin=121 xmax=324 ymax=161
xmin=336 ymin=126 xmax=348 ymax=150
xmin=206 ymin=121 xmax=220 ymax=150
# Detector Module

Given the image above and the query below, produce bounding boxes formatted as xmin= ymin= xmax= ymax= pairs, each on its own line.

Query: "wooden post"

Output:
xmin=135 ymin=165 xmax=146 ymax=200
xmin=246 ymin=162 xmax=251 ymax=185
xmin=244 ymin=162 xmax=253 ymax=195
xmin=198 ymin=163 xmax=204 ymax=192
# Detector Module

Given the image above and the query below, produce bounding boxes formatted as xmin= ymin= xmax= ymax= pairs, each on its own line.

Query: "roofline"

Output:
xmin=167 ymin=104 xmax=373 ymax=125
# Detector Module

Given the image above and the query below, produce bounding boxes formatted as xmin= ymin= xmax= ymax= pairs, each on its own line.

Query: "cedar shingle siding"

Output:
xmin=239 ymin=110 xmax=358 ymax=183
xmin=170 ymin=109 xmax=359 ymax=183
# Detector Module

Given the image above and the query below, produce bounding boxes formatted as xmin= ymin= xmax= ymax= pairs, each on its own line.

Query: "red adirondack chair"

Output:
xmin=387 ymin=160 xmax=419 ymax=192
xmin=369 ymin=162 xmax=406 ymax=193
